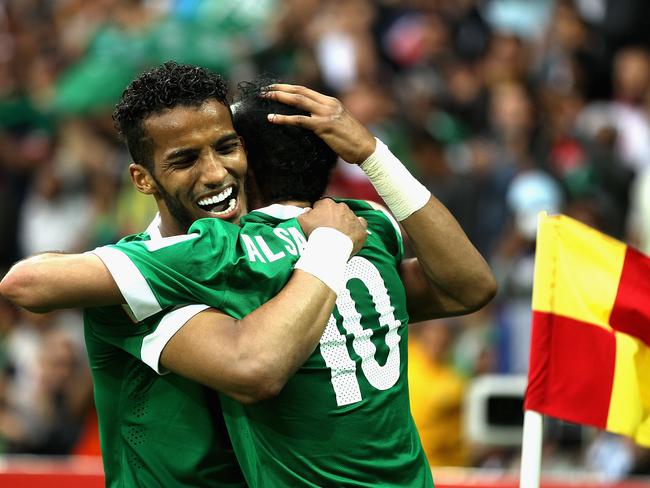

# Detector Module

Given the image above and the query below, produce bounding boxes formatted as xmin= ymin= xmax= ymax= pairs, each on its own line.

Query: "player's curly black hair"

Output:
xmin=232 ymin=79 xmax=337 ymax=205
xmin=112 ymin=61 xmax=230 ymax=170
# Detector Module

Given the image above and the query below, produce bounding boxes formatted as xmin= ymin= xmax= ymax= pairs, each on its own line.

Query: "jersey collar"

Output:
xmin=253 ymin=204 xmax=309 ymax=220
xmin=145 ymin=213 xmax=163 ymax=240
xmin=146 ymin=206 xmax=307 ymax=236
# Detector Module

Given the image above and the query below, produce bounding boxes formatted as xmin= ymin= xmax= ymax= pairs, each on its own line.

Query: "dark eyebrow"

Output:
xmin=166 ymin=147 xmax=198 ymax=162
xmin=213 ymin=132 xmax=241 ymax=147
xmin=166 ymin=132 xmax=240 ymax=161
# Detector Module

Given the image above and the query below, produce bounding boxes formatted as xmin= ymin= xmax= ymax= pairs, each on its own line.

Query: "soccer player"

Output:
xmin=0 ymin=62 xmax=369 ymax=487
xmin=1 ymin=68 xmax=496 ymax=485
xmin=74 ymin=79 xmax=496 ymax=486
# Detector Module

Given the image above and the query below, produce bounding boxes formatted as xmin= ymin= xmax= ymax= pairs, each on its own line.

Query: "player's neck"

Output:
xmin=158 ymin=214 xmax=186 ymax=237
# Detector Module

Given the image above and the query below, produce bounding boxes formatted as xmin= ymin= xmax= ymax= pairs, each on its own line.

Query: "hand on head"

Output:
xmin=263 ymin=84 xmax=377 ymax=165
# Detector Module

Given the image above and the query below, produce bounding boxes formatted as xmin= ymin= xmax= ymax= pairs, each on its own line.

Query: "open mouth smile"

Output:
xmin=196 ymin=186 xmax=238 ymax=217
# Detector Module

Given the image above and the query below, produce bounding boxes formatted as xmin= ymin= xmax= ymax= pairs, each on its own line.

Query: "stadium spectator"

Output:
xmin=409 ymin=319 xmax=469 ymax=466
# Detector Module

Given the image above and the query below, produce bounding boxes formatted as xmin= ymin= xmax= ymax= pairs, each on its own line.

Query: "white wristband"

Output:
xmin=360 ymin=138 xmax=431 ymax=221
xmin=294 ymin=227 xmax=353 ymax=295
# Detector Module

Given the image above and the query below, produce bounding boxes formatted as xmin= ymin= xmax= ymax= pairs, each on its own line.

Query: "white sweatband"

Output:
xmin=360 ymin=138 xmax=431 ymax=221
xmin=294 ymin=227 xmax=353 ymax=295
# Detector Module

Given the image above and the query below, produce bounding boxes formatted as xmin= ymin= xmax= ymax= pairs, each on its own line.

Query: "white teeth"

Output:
xmin=209 ymin=198 xmax=237 ymax=216
xmin=197 ymin=187 xmax=233 ymax=207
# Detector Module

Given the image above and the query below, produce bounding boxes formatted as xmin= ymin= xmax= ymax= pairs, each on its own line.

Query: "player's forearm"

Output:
xmin=0 ymin=253 xmax=124 ymax=312
xmin=233 ymin=228 xmax=353 ymax=399
xmin=1 ymin=254 xmax=69 ymax=312
xmin=159 ymin=276 xmax=335 ymax=405
xmin=233 ymin=270 xmax=337 ymax=400
xmin=360 ymin=138 xmax=496 ymax=318
xmin=160 ymin=227 xmax=354 ymax=404
xmin=400 ymin=199 xmax=497 ymax=319
xmin=168 ymin=275 xmax=336 ymax=404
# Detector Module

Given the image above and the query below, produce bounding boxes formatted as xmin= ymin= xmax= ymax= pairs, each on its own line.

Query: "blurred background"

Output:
xmin=1 ymin=0 xmax=650 ymax=483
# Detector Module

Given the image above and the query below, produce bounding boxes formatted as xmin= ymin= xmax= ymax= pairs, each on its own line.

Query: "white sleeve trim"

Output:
xmin=143 ymin=232 xmax=199 ymax=252
xmin=90 ymin=246 xmax=162 ymax=322
xmin=141 ymin=304 xmax=210 ymax=375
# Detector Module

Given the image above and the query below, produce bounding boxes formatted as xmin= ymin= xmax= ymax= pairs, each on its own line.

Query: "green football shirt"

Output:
xmin=94 ymin=200 xmax=433 ymax=487
xmin=84 ymin=215 xmax=247 ymax=488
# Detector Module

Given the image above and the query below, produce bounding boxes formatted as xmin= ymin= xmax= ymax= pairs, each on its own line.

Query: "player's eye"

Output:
xmin=168 ymin=158 xmax=195 ymax=170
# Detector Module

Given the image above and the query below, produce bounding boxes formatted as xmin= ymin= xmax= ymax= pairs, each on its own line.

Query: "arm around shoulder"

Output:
xmin=159 ymin=208 xmax=365 ymax=404
xmin=160 ymin=270 xmax=339 ymax=404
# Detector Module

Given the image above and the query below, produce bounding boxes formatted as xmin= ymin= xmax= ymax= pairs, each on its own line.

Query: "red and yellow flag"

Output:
xmin=525 ymin=213 xmax=650 ymax=446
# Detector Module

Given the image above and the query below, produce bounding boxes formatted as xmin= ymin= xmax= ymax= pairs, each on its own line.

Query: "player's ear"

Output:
xmin=130 ymin=163 xmax=158 ymax=195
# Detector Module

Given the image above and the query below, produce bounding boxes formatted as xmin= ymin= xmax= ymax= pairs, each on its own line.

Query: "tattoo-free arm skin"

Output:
xmin=1 ymin=254 xmax=338 ymax=404
xmin=0 ymin=253 xmax=123 ymax=312
xmin=160 ymin=270 xmax=336 ymax=404
xmin=399 ymin=197 xmax=497 ymax=322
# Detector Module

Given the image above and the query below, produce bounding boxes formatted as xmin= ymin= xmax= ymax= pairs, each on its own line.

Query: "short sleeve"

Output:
xmin=140 ymin=304 xmax=210 ymax=374
xmin=91 ymin=219 xmax=240 ymax=321
xmin=85 ymin=304 xmax=210 ymax=375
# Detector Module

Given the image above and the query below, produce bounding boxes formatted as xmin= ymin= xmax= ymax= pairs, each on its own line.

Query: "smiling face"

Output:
xmin=132 ymin=99 xmax=248 ymax=236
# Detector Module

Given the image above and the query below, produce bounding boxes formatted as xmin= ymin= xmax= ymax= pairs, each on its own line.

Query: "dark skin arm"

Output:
xmin=0 ymin=253 xmax=337 ymax=403
xmin=160 ymin=198 xmax=368 ymax=404
xmin=160 ymin=269 xmax=336 ymax=404
xmin=0 ymin=252 xmax=123 ymax=313
xmin=264 ymin=83 xmax=497 ymax=320
xmin=397 ymin=199 xmax=496 ymax=321
xmin=0 ymin=199 xmax=368 ymax=403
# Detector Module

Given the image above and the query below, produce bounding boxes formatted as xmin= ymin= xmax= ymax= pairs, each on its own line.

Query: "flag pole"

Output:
xmin=519 ymin=410 xmax=543 ymax=488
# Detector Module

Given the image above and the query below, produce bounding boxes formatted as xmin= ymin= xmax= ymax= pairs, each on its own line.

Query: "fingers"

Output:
xmin=263 ymin=89 xmax=324 ymax=115
xmin=267 ymin=112 xmax=316 ymax=129
xmin=262 ymin=84 xmax=341 ymax=123
xmin=264 ymin=84 xmax=333 ymax=105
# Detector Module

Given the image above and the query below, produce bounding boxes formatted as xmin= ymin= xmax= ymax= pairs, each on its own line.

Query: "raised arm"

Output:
xmin=396 ymin=199 xmax=496 ymax=321
xmin=263 ymin=83 xmax=497 ymax=321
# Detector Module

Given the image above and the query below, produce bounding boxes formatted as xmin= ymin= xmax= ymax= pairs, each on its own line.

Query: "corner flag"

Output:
xmin=525 ymin=213 xmax=650 ymax=446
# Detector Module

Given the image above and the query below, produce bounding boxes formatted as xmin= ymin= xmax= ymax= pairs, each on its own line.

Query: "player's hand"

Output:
xmin=298 ymin=199 xmax=367 ymax=255
xmin=262 ymin=84 xmax=376 ymax=165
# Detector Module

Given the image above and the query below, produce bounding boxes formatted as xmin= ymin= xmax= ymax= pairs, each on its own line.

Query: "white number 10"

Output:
xmin=319 ymin=256 xmax=402 ymax=406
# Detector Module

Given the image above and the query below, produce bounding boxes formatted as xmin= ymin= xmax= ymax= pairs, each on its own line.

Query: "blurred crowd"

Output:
xmin=1 ymin=0 xmax=650 ymax=480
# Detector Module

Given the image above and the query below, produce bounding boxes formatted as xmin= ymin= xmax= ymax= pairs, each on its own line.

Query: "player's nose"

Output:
xmin=199 ymin=150 xmax=229 ymax=185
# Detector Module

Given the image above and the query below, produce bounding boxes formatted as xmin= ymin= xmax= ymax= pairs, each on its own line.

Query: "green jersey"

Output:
xmin=85 ymin=215 xmax=247 ymax=488
xmin=95 ymin=200 xmax=433 ymax=487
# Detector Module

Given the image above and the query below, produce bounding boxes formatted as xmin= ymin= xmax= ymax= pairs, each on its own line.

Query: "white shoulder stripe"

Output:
xmin=91 ymin=246 xmax=162 ymax=322
xmin=141 ymin=304 xmax=210 ymax=375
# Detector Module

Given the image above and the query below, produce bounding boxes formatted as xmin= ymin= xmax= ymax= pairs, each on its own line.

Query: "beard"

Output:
xmin=152 ymin=175 xmax=195 ymax=233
